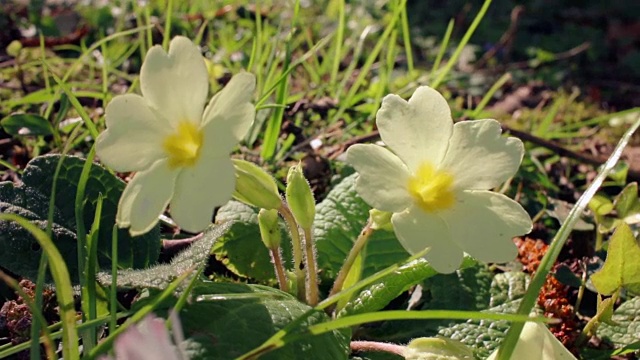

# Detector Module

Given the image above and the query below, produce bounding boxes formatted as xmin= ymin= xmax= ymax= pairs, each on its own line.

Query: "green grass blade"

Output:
xmin=398 ymin=0 xmax=414 ymax=73
xmin=431 ymin=19 xmax=454 ymax=75
xmin=331 ymin=0 xmax=407 ymax=123
xmin=329 ymin=0 xmax=346 ymax=89
xmin=88 ymin=268 xmax=195 ymax=359
xmin=305 ymin=310 xmax=551 ymax=337
xmin=431 ymin=0 xmax=492 ymax=88
xmin=496 ymin=115 xmax=640 ymax=360
xmin=0 ymin=214 xmax=79 ymax=360
xmin=471 ymin=72 xmax=511 ymax=118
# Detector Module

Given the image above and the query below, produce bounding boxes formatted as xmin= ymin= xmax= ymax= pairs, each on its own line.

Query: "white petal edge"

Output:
xmin=201 ymin=72 xmax=256 ymax=154
xmin=376 ymin=86 xmax=453 ymax=171
xmin=442 ymin=190 xmax=532 ymax=265
xmin=486 ymin=322 xmax=578 ymax=360
xmin=117 ymin=159 xmax=178 ymax=236
xmin=96 ymin=94 xmax=170 ymax=172
xmin=392 ymin=206 xmax=464 ymax=274
xmin=439 ymin=119 xmax=524 ymax=190
xmin=346 ymin=144 xmax=412 ymax=213
xmin=170 ymin=155 xmax=235 ymax=233
xmin=140 ymin=36 xmax=209 ymax=128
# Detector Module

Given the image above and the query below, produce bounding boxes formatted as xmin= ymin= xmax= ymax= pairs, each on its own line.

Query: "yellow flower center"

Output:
xmin=407 ymin=162 xmax=456 ymax=213
xmin=163 ymin=121 xmax=203 ymax=168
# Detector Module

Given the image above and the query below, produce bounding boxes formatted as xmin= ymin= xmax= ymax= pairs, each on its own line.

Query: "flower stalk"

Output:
xmin=278 ymin=202 xmax=306 ymax=301
xmin=302 ymin=226 xmax=319 ymax=305
xmin=329 ymin=217 xmax=374 ymax=298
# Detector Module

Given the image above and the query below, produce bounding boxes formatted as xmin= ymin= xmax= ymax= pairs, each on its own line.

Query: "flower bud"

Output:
xmin=233 ymin=159 xmax=282 ymax=210
xmin=258 ymin=208 xmax=281 ymax=250
xmin=369 ymin=209 xmax=393 ymax=231
xmin=403 ymin=337 xmax=474 ymax=360
xmin=285 ymin=163 xmax=315 ymax=229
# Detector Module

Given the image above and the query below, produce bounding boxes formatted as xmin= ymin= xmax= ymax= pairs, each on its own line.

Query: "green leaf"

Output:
xmin=489 ymin=272 xmax=530 ymax=307
xmin=359 ymin=263 xmax=494 ymax=343
xmin=315 ymin=173 xmax=409 ymax=280
xmin=0 ymin=155 xmax=160 ymax=282
xmin=591 ymin=223 xmax=640 ymax=295
xmin=213 ymin=201 xmax=291 ymax=282
xmin=21 ymin=154 xmax=161 ymax=269
xmin=438 ymin=300 xmax=523 ymax=359
xmin=96 ymin=223 xmax=231 ymax=290
xmin=554 ymin=264 xmax=583 ymax=288
xmin=1 ymin=113 xmax=54 ymax=136
xmin=597 ymin=296 xmax=640 ymax=347
xmin=181 ymin=282 xmax=350 ymax=360
xmin=614 ymin=183 xmax=640 ymax=219
xmin=340 ymin=257 xmax=477 ymax=318
xmin=589 ymin=194 xmax=614 ymax=216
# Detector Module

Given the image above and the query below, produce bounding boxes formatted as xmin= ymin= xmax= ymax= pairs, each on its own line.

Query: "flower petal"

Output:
xmin=117 ymin=159 xmax=178 ymax=236
xmin=170 ymin=155 xmax=235 ymax=233
xmin=442 ymin=191 xmax=532 ymax=265
xmin=439 ymin=119 xmax=524 ymax=190
xmin=392 ymin=207 xmax=464 ymax=274
xmin=96 ymin=94 xmax=170 ymax=172
xmin=140 ymin=36 xmax=208 ymax=127
xmin=376 ymin=86 xmax=453 ymax=171
xmin=347 ymin=144 xmax=412 ymax=213
xmin=201 ymin=72 xmax=256 ymax=153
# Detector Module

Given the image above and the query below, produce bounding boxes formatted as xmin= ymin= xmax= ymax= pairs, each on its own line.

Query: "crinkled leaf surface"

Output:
xmin=438 ymin=300 xmax=523 ymax=359
xmin=360 ymin=263 xmax=494 ymax=342
xmin=0 ymin=155 xmax=160 ymax=281
xmin=591 ymin=223 xmax=640 ymax=295
xmin=213 ymin=201 xmax=291 ymax=282
xmin=97 ymin=222 xmax=231 ymax=290
xmin=315 ymin=173 xmax=409 ymax=280
xmin=181 ymin=282 xmax=350 ymax=360
xmin=489 ymin=271 xmax=529 ymax=307
xmin=597 ymin=296 xmax=640 ymax=346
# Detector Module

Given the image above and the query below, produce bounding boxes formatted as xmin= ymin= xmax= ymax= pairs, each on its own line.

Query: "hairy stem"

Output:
xmin=329 ymin=218 xmax=374 ymax=298
xmin=270 ymin=248 xmax=289 ymax=293
xmin=279 ymin=203 xmax=306 ymax=301
xmin=302 ymin=226 xmax=319 ymax=305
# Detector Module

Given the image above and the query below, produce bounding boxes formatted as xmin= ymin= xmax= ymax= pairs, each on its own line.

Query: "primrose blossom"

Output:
xmin=347 ymin=86 xmax=532 ymax=273
xmin=96 ymin=36 xmax=256 ymax=236
xmin=100 ymin=313 xmax=187 ymax=360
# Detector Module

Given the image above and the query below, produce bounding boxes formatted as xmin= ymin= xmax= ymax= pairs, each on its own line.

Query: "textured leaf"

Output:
xmin=1 ymin=113 xmax=54 ymax=136
xmin=614 ymin=183 xmax=640 ymax=219
xmin=21 ymin=154 xmax=161 ymax=269
xmin=340 ymin=257 xmax=477 ymax=317
xmin=181 ymin=282 xmax=350 ymax=360
xmin=360 ymin=263 xmax=494 ymax=343
xmin=315 ymin=173 xmax=409 ymax=280
xmin=213 ymin=201 xmax=291 ymax=282
xmin=597 ymin=296 xmax=640 ymax=346
xmin=591 ymin=223 xmax=640 ymax=295
xmin=489 ymin=271 xmax=529 ymax=307
xmin=437 ymin=300 xmax=522 ymax=359
xmin=0 ymin=155 xmax=160 ymax=281
xmin=96 ymin=222 xmax=231 ymax=290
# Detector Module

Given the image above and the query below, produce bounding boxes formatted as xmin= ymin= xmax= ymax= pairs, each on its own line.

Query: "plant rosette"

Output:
xmin=96 ymin=36 xmax=256 ymax=236
xmin=346 ymin=86 xmax=532 ymax=273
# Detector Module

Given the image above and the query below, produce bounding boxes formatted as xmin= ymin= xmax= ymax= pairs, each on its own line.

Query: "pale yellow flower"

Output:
xmin=486 ymin=322 xmax=577 ymax=360
xmin=347 ymin=86 xmax=532 ymax=273
xmin=96 ymin=36 xmax=255 ymax=235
